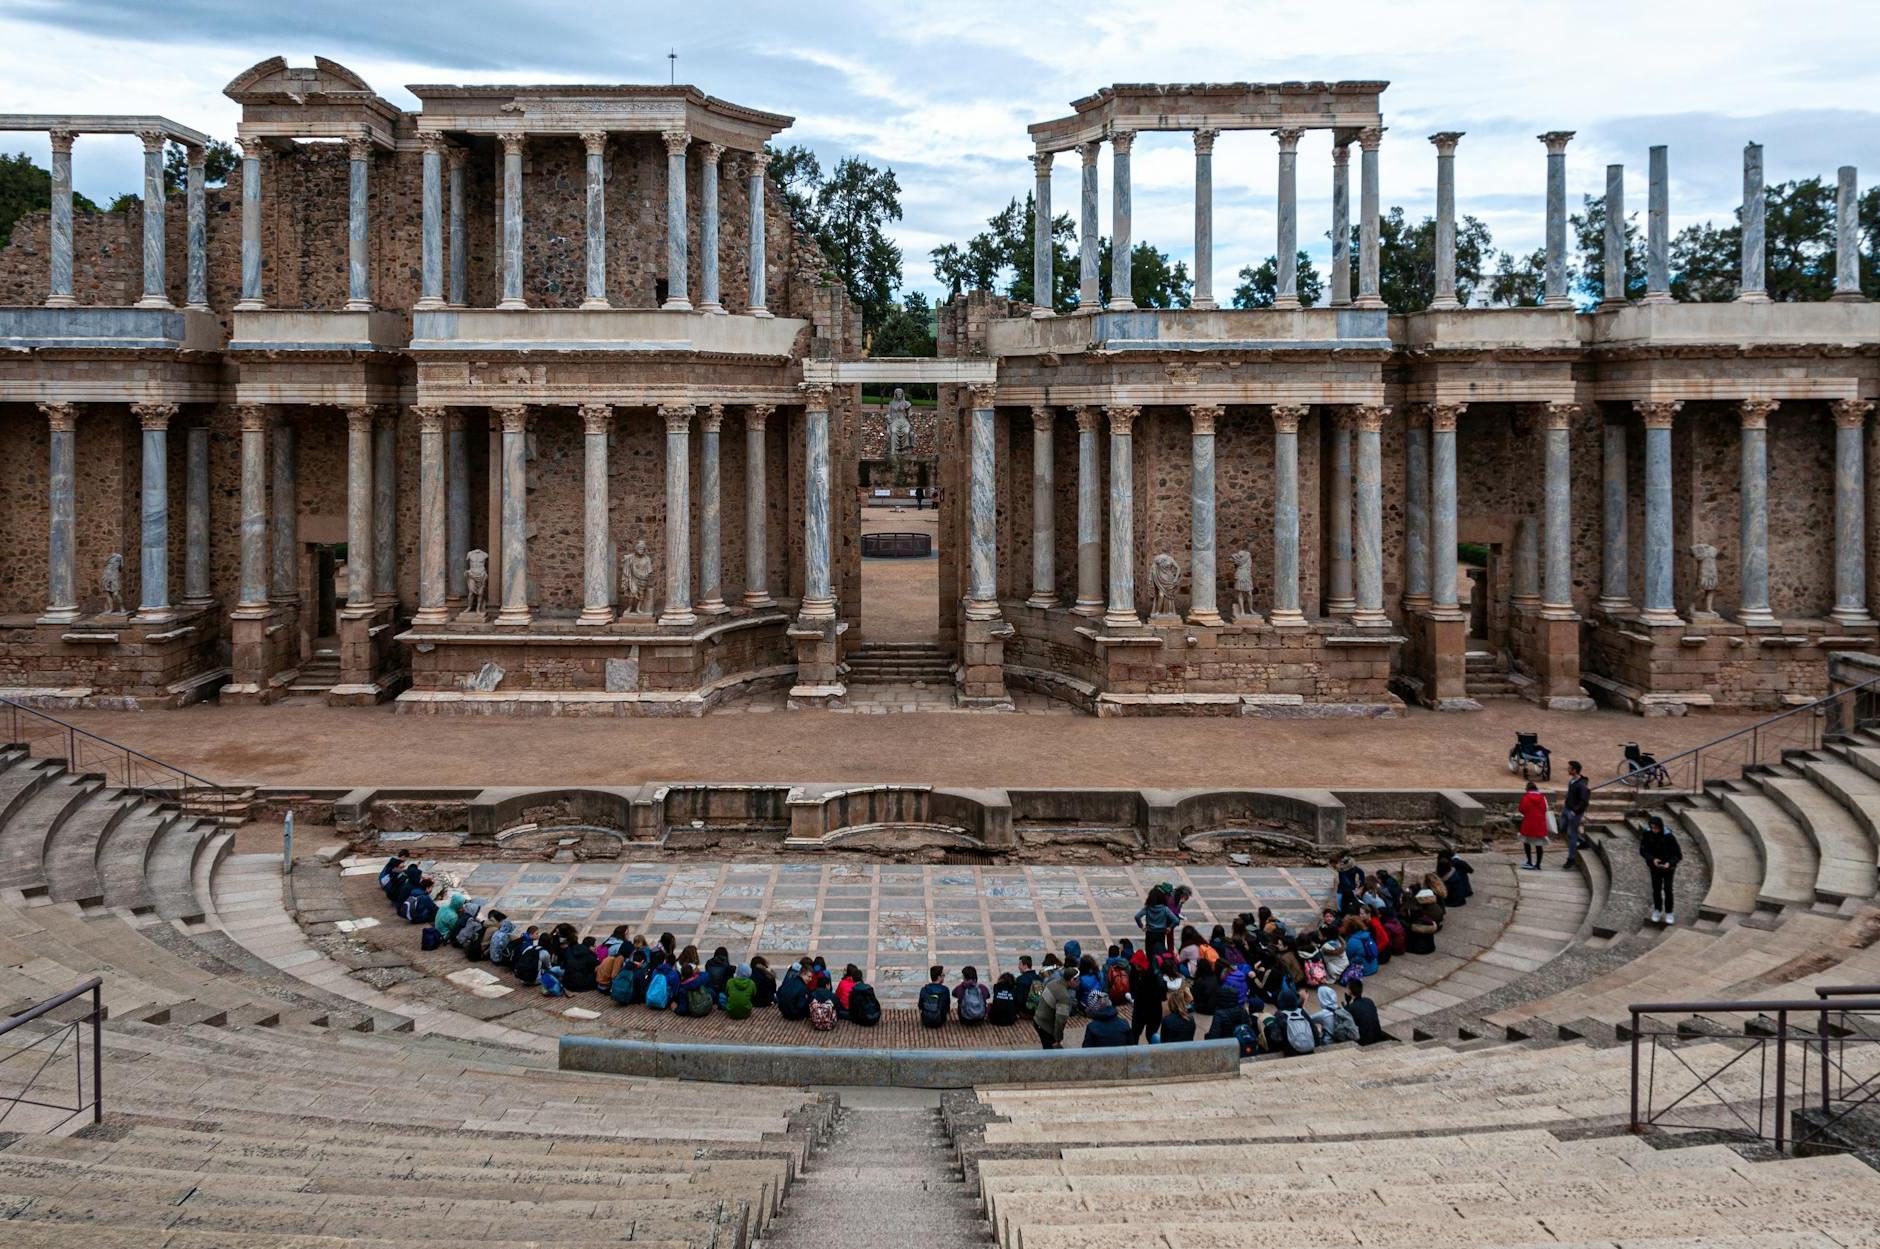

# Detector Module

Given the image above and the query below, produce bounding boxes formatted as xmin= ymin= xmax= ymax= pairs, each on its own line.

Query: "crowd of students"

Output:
xmin=377 ymin=855 xmax=1465 ymax=1054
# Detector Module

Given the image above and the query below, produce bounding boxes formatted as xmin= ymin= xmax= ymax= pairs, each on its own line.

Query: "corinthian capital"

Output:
xmin=1189 ymin=404 xmax=1224 ymax=435
xmin=39 ymin=402 xmax=77 ymax=432
xmin=1270 ymin=404 xmax=1308 ymax=434
xmin=578 ymin=403 xmax=612 ymax=435
xmin=659 ymin=404 xmax=696 ymax=433
xmin=1832 ymin=398 xmax=1874 ymax=429
xmin=1429 ymin=403 xmax=1466 ymax=433
xmin=494 ymin=404 xmax=530 ymax=435
xmin=1541 ymin=402 xmax=1582 ymax=430
xmin=411 ymin=405 xmax=447 ymax=435
xmin=132 ymin=402 xmax=177 ymax=431
xmin=662 ymin=129 xmax=691 ymax=157
xmin=580 ymin=130 xmax=608 ymax=156
xmin=1635 ymin=400 xmax=1682 ymax=429
xmin=1106 ymin=404 xmax=1140 ymax=435
xmin=967 ymin=383 xmax=999 ymax=410
xmin=746 ymin=403 xmax=775 ymax=431
xmin=345 ymin=132 xmax=372 ymax=163
xmin=1353 ymin=404 xmax=1389 ymax=434
xmin=235 ymin=403 xmax=271 ymax=433
xmin=798 ymin=381 xmax=833 ymax=409
xmin=1738 ymin=398 xmax=1779 ymax=429
xmin=497 ymin=131 xmax=526 ymax=157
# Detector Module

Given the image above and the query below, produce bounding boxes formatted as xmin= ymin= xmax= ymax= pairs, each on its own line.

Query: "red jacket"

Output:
xmin=1519 ymin=790 xmax=1551 ymax=840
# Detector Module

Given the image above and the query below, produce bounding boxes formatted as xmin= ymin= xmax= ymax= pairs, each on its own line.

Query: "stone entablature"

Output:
xmin=407 ymin=84 xmax=791 ymax=153
xmin=1026 ymin=81 xmax=1385 ymax=151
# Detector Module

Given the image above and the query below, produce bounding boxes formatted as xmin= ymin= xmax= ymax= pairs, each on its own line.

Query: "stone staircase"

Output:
xmin=1464 ymin=648 xmax=1519 ymax=699
xmin=286 ymin=646 xmax=340 ymax=695
xmin=845 ymin=641 xmax=954 ymax=687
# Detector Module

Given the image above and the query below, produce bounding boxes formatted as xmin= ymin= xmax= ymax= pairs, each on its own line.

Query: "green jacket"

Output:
xmin=724 ymin=974 xmax=757 ymax=1019
xmin=1033 ymin=974 xmax=1075 ymax=1039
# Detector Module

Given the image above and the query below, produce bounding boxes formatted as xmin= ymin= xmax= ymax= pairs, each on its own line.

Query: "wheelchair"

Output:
xmin=1618 ymin=742 xmax=1672 ymax=788
xmin=1507 ymin=731 xmax=1551 ymax=782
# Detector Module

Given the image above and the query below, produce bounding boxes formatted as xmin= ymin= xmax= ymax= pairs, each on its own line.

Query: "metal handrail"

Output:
xmin=1817 ymin=985 xmax=1880 ymax=998
xmin=0 ymin=976 xmax=103 ymax=1130
xmin=2 ymin=696 xmax=239 ymax=823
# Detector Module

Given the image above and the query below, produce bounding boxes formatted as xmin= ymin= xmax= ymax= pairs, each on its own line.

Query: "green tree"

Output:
xmin=1572 ymin=192 xmax=1649 ymax=303
xmin=929 ymin=195 xmax=1077 ymax=311
xmin=871 ymin=291 xmax=936 ymax=357
xmin=163 ymin=138 xmax=238 ymax=195
xmin=1484 ymin=248 xmax=1546 ymax=307
xmin=1663 ymin=178 xmax=1872 ymax=302
xmin=1353 ymin=208 xmax=1496 ymax=311
xmin=1230 ymin=251 xmax=1324 ymax=308
xmin=765 ymin=143 xmax=823 ymax=230
xmin=0 ymin=151 xmax=100 ymax=246
xmin=1098 ymin=239 xmax=1191 ymax=308
xmin=812 ymin=157 xmax=904 ymax=331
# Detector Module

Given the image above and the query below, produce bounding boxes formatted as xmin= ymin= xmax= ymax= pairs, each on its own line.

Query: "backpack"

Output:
xmin=687 ymin=983 xmax=714 ymax=1017
xmin=1195 ymin=943 xmax=1218 ymax=969
xmin=463 ymin=928 xmax=486 ymax=962
xmin=420 ymin=925 xmax=441 ymax=951
xmin=609 ymin=967 xmax=638 ymax=1005
xmin=539 ymin=964 xmax=564 ymax=997
xmin=1105 ymin=963 xmax=1131 ymax=1005
xmin=1303 ymin=959 xmax=1328 ymax=987
xmin=1330 ymin=1006 xmax=1361 ymax=1045
xmin=1233 ymin=1022 xmax=1259 ymax=1058
xmin=454 ymin=917 xmax=483 ymax=950
xmin=514 ymin=945 xmax=541 ymax=986
xmin=959 ymin=984 xmax=987 ymax=1024
xmin=918 ymin=982 xmax=950 ymax=1028
xmin=1282 ymin=1007 xmax=1316 ymax=1055
xmin=849 ymin=983 xmax=881 ymax=1027
xmin=596 ymin=954 xmax=624 ymax=989
xmin=1023 ymin=976 xmax=1045 ymax=1013
xmin=1264 ymin=1012 xmax=1288 ymax=1053
xmin=644 ymin=972 xmax=671 ymax=1010
xmin=1382 ymin=917 xmax=1408 ymax=956
xmin=1359 ymin=932 xmax=1379 ymax=968
xmin=809 ymin=998 xmax=837 ymax=1031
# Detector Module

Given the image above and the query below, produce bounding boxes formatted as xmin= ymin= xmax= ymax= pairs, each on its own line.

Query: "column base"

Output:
xmin=1736 ymin=607 xmax=1778 ymax=627
xmin=229 ymin=601 xmax=271 ymax=620
xmin=1598 ymin=298 xmax=1630 ymax=311
xmin=1025 ymin=591 xmax=1058 ymax=610
xmin=1427 ymin=297 xmax=1461 ymax=311
xmin=1542 ymin=296 xmax=1575 ymax=309
xmin=1735 ymin=290 xmax=1770 ymax=303
xmin=1072 ymin=598 xmax=1104 ymax=617
xmin=658 ymin=610 xmax=698 ymax=627
xmin=344 ymin=299 xmax=374 ymax=312
xmin=1539 ymin=603 xmax=1577 ymax=621
xmin=1642 ymin=291 xmax=1675 ymax=305
xmin=750 ymin=307 xmax=774 ymax=319
xmin=1594 ymin=596 xmax=1634 ymax=615
xmin=37 ymin=607 xmax=80 ymax=625
xmin=186 ymin=302 xmax=211 ymax=313
xmin=234 ymin=299 xmax=266 ymax=312
xmin=1830 ymin=606 xmax=1875 ymax=627
xmin=741 ymin=591 xmax=776 ymax=609
xmin=1186 ymin=608 xmax=1225 ymax=628
xmin=798 ymin=597 xmax=836 ymax=623
xmin=1267 ymin=608 xmax=1307 ymax=628
xmin=414 ymin=297 xmax=447 ymax=311
xmin=580 ymin=297 xmax=611 ymax=310
xmin=134 ymin=295 xmax=174 ymax=310
xmin=964 ymin=598 xmax=1001 ymax=622
xmin=1107 ymin=298 xmax=1137 ymax=311
xmin=497 ymin=298 xmax=529 ymax=310
xmin=699 ymin=302 xmax=727 ymax=315
xmin=1402 ymin=593 xmax=1432 ymax=613
xmin=574 ymin=606 xmax=616 ymax=625
xmin=1273 ymin=296 xmax=1302 ymax=310
xmin=1101 ymin=609 xmax=1144 ymax=632
xmin=411 ymin=606 xmax=452 ymax=626
xmin=1637 ymin=608 xmax=1683 ymax=627
xmin=1189 ymin=297 xmax=1217 ymax=311
xmin=662 ymin=298 xmax=694 ymax=312
xmin=1352 ymin=296 xmax=1385 ymax=310
xmin=1350 ymin=609 xmax=1392 ymax=629
xmin=135 ymin=607 xmax=177 ymax=624
xmin=696 ymin=597 xmax=730 ymax=616
xmin=1324 ymin=596 xmax=1356 ymax=617
xmin=1830 ymin=290 xmax=1868 ymax=303
xmin=492 ymin=608 xmax=534 ymax=626
xmin=44 ymin=294 xmax=76 ymax=309
xmin=1029 ymin=307 xmax=1055 ymax=319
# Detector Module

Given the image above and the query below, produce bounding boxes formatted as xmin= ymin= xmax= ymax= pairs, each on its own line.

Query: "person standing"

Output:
xmin=1562 ymin=761 xmax=1590 ymax=869
xmin=1640 ymin=814 xmax=1684 ymax=925
xmin=1518 ymin=781 xmax=1551 ymax=871
xmin=1127 ymin=954 xmax=1167 ymax=1046
xmin=1033 ymin=963 xmax=1076 ymax=1050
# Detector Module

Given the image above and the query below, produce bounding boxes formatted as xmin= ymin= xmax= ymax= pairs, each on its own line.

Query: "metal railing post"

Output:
xmin=1774 ymin=1008 xmax=1788 ymax=1152
xmin=1820 ymin=1004 xmax=1832 ymax=1114
xmin=91 ymin=981 xmax=101 ymax=1124
xmin=1629 ymin=1009 xmax=1641 ymax=1132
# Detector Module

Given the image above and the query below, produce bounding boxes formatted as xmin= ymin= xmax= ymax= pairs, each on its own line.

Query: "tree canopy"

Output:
xmin=1232 ymin=251 xmax=1324 ymax=308
xmin=0 ymin=152 xmax=104 ymax=246
xmin=163 ymin=138 xmax=238 ymax=195
xmin=765 ymin=143 xmax=906 ymax=332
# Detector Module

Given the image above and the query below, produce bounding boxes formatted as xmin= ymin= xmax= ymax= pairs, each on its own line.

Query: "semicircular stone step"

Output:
xmin=0 ymin=775 xmax=97 ymax=894
xmin=43 ymin=789 xmax=136 ymax=904
xmin=1715 ymin=782 xmax=1819 ymax=909
xmin=1674 ymin=804 xmax=1762 ymax=917
xmin=95 ymin=804 xmax=177 ymax=912
xmin=1756 ymin=770 xmax=1877 ymax=902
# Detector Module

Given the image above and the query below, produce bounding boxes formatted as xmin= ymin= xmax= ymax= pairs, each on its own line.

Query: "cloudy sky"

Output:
xmin=4 ymin=0 xmax=1877 ymax=302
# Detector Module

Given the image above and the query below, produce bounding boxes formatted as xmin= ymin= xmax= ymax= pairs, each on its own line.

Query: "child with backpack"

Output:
xmin=988 ymin=972 xmax=1019 ymax=1026
xmin=917 ymin=965 xmax=951 ymax=1028
xmin=954 ymin=966 xmax=989 ymax=1025
xmin=775 ymin=965 xmax=810 ymax=1020
xmin=847 ymin=977 xmax=882 ymax=1027
xmin=835 ymin=964 xmax=863 ymax=1018
xmin=750 ymin=955 xmax=777 ymax=1008
xmin=1264 ymin=988 xmax=1318 ymax=1056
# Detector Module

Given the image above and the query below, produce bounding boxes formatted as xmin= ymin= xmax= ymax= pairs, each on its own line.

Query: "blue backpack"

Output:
xmin=609 ymin=966 xmax=639 ymax=1005
xmin=420 ymin=926 xmax=440 ymax=951
xmin=539 ymin=964 xmax=564 ymax=997
xmin=644 ymin=971 xmax=671 ymax=1010
xmin=1233 ymin=1022 xmax=1259 ymax=1058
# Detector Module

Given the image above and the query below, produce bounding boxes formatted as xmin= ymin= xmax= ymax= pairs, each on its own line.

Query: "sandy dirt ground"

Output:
xmin=858 ymin=505 xmax=940 ymax=644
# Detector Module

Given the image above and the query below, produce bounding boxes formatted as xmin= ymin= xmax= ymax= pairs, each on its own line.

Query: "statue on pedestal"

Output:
xmin=885 ymin=387 xmax=915 ymax=461
xmin=1230 ymin=549 xmax=1255 ymax=622
xmin=621 ymin=539 xmax=656 ymax=617
xmin=100 ymin=553 xmax=124 ymax=615
xmin=1149 ymin=552 xmax=1182 ymax=619
xmin=1689 ymin=542 xmax=1721 ymax=618
xmin=464 ymin=549 xmax=488 ymax=617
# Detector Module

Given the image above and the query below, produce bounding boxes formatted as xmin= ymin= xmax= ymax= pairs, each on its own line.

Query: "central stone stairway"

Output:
xmin=845 ymin=642 xmax=954 ymax=687
xmin=1464 ymin=648 xmax=1519 ymax=699
xmin=287 ymin=646 xmax=341 ymax=695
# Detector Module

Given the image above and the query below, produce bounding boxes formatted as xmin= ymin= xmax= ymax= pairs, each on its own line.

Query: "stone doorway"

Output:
xmin=857 ymin=490 xmax=941 ymax=645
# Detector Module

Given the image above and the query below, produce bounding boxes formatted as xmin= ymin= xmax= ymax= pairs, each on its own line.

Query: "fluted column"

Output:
xmin=1270 ymin=405 xmax=1307 ymax=625
xmin=446 ymin=413 xmax=468 ymax=605
xmin=660 ymin=404 xmax=696 ymax=624
xmin=39 ymin=403 xmax=78 ymax=622
xmin=1602 ymin=164 xmax=1627 ymax=307
xmin=1103 ymin=405 xmax=1140 ymax=629
xmin=1077 ymin=141 xmax=1100 ymax=312
xmin=410 ymin=406 xmax=448 ymax=625
xmin=1352 ymin=405 xmax=1389 ymax=627
xmin=135 ymin=130 xmax=170 ymax=309
xmin=744 ymin=405 xmax=775 ymax=607
xmin=1027 ymin=406 xmax=1057 ymax=608
xmin=1355 ymin=128 xmax=1384 ymax=308
xmin=132 ymin=403 xmax=176 ymax=619
xmin=1831 ymin=399 xmax=1874 ymax=625
xmin=699 ymin=143 xmax=725 ymax=314
xmin=1073 ymin=407 xmax=1104 ymax=615
xmin=662 ymin=130 xmax=691 ymax=311
xmin=1188 ymin=404 xmax=1224 ymax=625
xmin=372 ymin=411 xmax=396 ymax=604
xmin=576 ymin=403 xmax=613 ymax=625
xmin=1403 ymin=404 xmax=1431 ymax=608
xmin=270 ymin=415 xmax=296 ymax=603
xmin=417 ymin=134 xmax=445 ymax=308
xmin=746 ymin=153 xmax=770 ymax=316
xmin=1735 ymin=399 xmax=1778 ymax=626
xmin=1329 ymin=141 xmax=1352 ymax=307
xmin=45 ymin=129 xmax=75 ymax=307
xmin=1541 ymin=403 xmax=1577 ymax=617
xmin=1637 ymin=401 xmax=1682 ymax=625
xmin=185 ymin=145 xmax=207 ymax=311
xmin=581 ymin=131 xmax=608 ymax=309
xmin=1108 ymin=130 xmax=1135 ymax=311
xmin=1834 ymin=167 xmax=1864 ymax=301
xmin=1738 ymin=142 xmax=1767 ymax=302
xmin=1191 ymin=130 xmax=1218 ymax=310
xmin=966 ymin=384 xmax=1000 ymax=620
xmin=493 ymin=405 xmax=531 ymax=625
xmin=1646 ymin=146 xmax=1672 ymax=303
xmin=447 ymin=147 xmax=468 ymax=306
xmin=698 ymin=405 xmax=727 ymax=614
xmin=343 ymin=407 xmax=375 ymax=612
xmin=237 ymin=137 xmax=264 ymax=309
xmin=227 ymin=404 xmax=268 ymax=615
xmin=1326 ymin=409 xmax=1356 ymax=615
xmin=184 ymin=421 xmax=211 ymax=606
xmin=344 ymin=134 xmax=372 ymax=310
xmin=1429 ymin=132 xmax=1463 ymax=310
xmin=1030 ymin=151 xmax=1054 ymax=317
xmin=799 ymin=384 xmax=835 ymax=620
xmin=1540 ymin=131 xmax=1575 ymax=308
xmin=1430 ymin=404 xmax=1464 ymax=614
xmin=1597 ymin=416 xmax=1630 ymax=613
xmin=1274 ymin=127 xmax=1303 ymax=309
xmin=498 ymin=132 xmax=527 ymax=309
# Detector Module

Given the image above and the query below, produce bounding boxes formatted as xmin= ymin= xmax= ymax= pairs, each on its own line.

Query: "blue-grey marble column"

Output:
xmin=1738 ymin=142 xmax=1767 ymax=302
xmin=45 ymin=130 xmax=76 ymax=307
xmin=446 ymin=413 xmax=468 ymax=605
xmin=1103 ymin=405 xmax=1140 ymax=628
xmin=662 ymin=131 xmax=691 ymax=311
xmin=1356 ymin=128 xmax=1383 ymax=308
xmin=345 ymin=134 xmax=372 ymax=311
xmin=1027 ymin=406 xmax=1057 ymax=608
xmin=1541 ymin=403 xmax=1577 ymax=614
xmin=1637 ymin=401 xmax=1681 ymax=624
xmin=698 ymin=405 xmax=727 ymax=614
xmin=1646 ymin=146 xmax=1672 ymax=303
xmin=498 ymin=132 xmax=527 ymax=309
xmin=800 ymin=385 xmax=834 ymax=620
xmin=744 ymin=405 xmax=774 ymax=607
xmin=418 ymin=134 xmax=445 ymax=308
xmin=235 ymin=405 xmax=269 ymax=612
xmin=1834 ymin=167 xmax=1863 ymax=301
xmin=1513 ymin=517 xmax=1540 ymax=605
xmin=1078 ymin=142 xmax=1100 ymax=312
xmin=412 ymin=407 xmax=448 ymax=626
xmin=1188 ymin=405 xmax=1224 ymax=625
xmin=1109 ymin=130 xmax=1136 ymax=311
xmin=1270 ymin=406 xmax=1307 ymax=624
xmin=238 ymin=138 xmax=264 ymax=309
xmin=581 ymin=132 xmax=609 ymax=309
xmin=1831 ymin=399 xmax=1874 ymax=625
xmin=1404 ymin=405 xmax=1431 ymax=607
xmin=447 ymin=147 xmax=467 ymax=307
xmin=699 ymin=144 xmax=724 ymax=314
xmin=136 ymin=131 xmax=170 ymax=309
xmin=1031 ymin=151 xmax=1054 ymax=317
xmin=1597 ymin=417 xmax=1630 ymax=613
xmin=1352 ymin=406 xmax=1389 ymax=626
xmin=184 ymin=145 xmax=207 ymax=311
xmin=660 ymin=405 xmax=696 ymax=624
xmin=372 ymin=411 xmax=396 ymax=604
xmin=1274 ymin=128 xmax=1304 ymax=309
xmin=270 ymin=416 xmax=296 ymax=603
xmin=1430 ymin=405 xmax=1462 ymax=612
xmin=575 ymin=404 xmax=613 ymax=625
xmin=135 ymin=403 xmax=176 ymax=618
xmin=1326 ymin=410 xmax=1356 ymax=615
xmin=1330 ymin=143 xmax=1351 ymax=307
xmin=966 ymin=385 xmax=1000 ymax=619
xmin=1191 ymin=131 xmax=1218 ymax=310
xmin=1073 ymin=407 xmax=1103 ymax=615
xmin=1602 ymin=165 xmax=1627 ymax=306
xmin=39 ymin=404 xmax=78 ymax=622
xmin=1429 ymin=132 xmax=1463 ymax=310
xmin=184 ymin=421 xmax=211 ymax=605
xmin=747 ymin=154 xmax=770 ymax=316
xmin=1540 ymin=131 xmax=1575 ymax=308
xmin=493 ymin=405 xmax=531 ymax=625
xmin=1736 ymin=399 xmax=1778 ymax=626
xmin=343 ymin=407 xmax=375 ymax=611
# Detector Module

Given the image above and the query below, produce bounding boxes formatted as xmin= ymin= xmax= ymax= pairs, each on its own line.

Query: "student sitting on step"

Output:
xmin=1158 ymin=986 xmax=1197 ymax=1044
xmin=560 ymin=936 xmax=600 ymax=993
xmin=724 ymin=963 xmax=758 ymax=1019
xmin=377 ymin=856 xmax=404 ymax=894
xmin=485 ymin=915 xmax=519 ymax=966
xmin=389 ymin=862 xmax=424 ymax=907
xmin=705 ymin=946 xmax=734 ymax=1004
xmin=988 ymin=972 xmax=1020 ymax=1026
xmin=953 ymin=966 xmax=989 ymax=1024
xmin=835 ymin=963 xmax=863 ymax=1017
xmin=1344 ymin=979 xmax=1386 ymax=1045
xmin=749 ymin=955 xmax=777 ymax=1009
xmin=1079 ymin=991 xmax=1132 ymax=1047
xmin=917 ymin=964 xmax=951 ymax=1027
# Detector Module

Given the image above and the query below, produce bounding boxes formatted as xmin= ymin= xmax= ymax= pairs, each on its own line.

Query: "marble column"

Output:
xmin=1834 ymin=167 xmax=1863 ymax=301
xmin=575 ymin=404 xmax=613 ymax=625
xmin=1027 ymin=406 xmax=1057 ymax=608
xmin=232 ymin=405 xmax=269 ymax=613
xmin=344 ymin=134 xmax=372 ymax=310
xmin=1738 ymin=142 xmax=1768 ymax=301
xmin=698 ymin=405 xmax=727 ymax=614
xmin=1541 ymin=403 xmax=1577 ymax=616
xmin=1355 ymin=128 xmax=1384 ymax=308
xmin=1108 ymin=130 xmax=1136 ymax=311
xmin=1078 ymin=141 xmax=1101 ymax=312
xmin=662 ymin=131 xmax=691 ymax=311
xmin=372 ymin=411 xmax=396 ymax=604
xmin=659 ymin=405 xmax=696 ymax=625
xmin=411 ymin=406 xmax=449 ymax=626
xmin=417 ymin=134 xmax=445 ymax=308
xmin=1352 ymin=405 xmax=1389 ymax=627
xmin=447 ymin=147 xmax=468 ymax=307
xmin=237 ymin=137 xmax=264 ymax=309
xmin=1030 ymin=151 xmax=1054 ymax=317
xmin=1512 ymin=517 xmax=1541 ymax=606
xmin=1636 ymin=400 xmax=1682 ymax=625
xmin=497 ymin=132 xmax=527 ymax=309
xmin=270 ymin=416 xmax=297 ymax=604
xmin=1325 ymin=410 xmax=1356 ymax=615
xmin=1188 ymin=404 xmax=1224 ymax=626
xmin=343 ymin=407 xmax=376 ymax=612
xmin=744 ymin=405 xmax=775 ymax=607
xmin=1330 ymin=142 xmax=1351 ymax=307
xmin=1540 ymin=131 xmax=1575 ymax=308
xmin=1429 ymin=132 xmax=1463 ymax=310
xmin=1191 ymin=130 xmax=1218 ymax=310
xmin=445 ymin=413 xmax=469 ymax=606
xmin=1270 ymin=406 xmax=1308 ymax=625
xmin=184 ymin=421 xmax=212 ymax=605
xmin=1602 ymin=164 xmax=1627 ymax=306
xmin=1736 ymin=399 xmax=1779 ymax=626
xmin=135 ymin=130 xmax=170 ymax=309
xmin=1274 ymin=128 xmax=1304 ymax=309
xmin=184 ymin=145 xmax=207 ymax=311
xmin=39 ymin=403 xmax=78 ymax=622
xmin=1073 ymin=407 xmax=1104 ymax=615
xmin=800 ymin=384 xmax=835 ymax=620
xmin=966 ymin=384 xmax=1000 ymax=620
xmin=1831 ymin=399 xmax=1874 ymax=625
xmin=699 ymin=144 xmax=725 ymax=314
xmin=45 ymin=129 xmax=75 ymax=307
xmin=1103 ymin=405 xmax=1141 ymax=629
xmin=1403 ymin=405 xmax=1431 ymax=609
xmin=1597 ymin=417 xmax=1630 ymax=613
xmin=1645 ymin=145 xmax=1672 ymax=303
xmin=132 ymin=403 xmax=176 ymax=619
xmin=1430 ymin=404 xmax=1464 ymax=613
xmin=580 ymin=132 xmax=608 ymax=309
xmin=746 ymin=154 xmax=770 ymax=316
xmin=493 ymin=405 xmax=531 ymax=625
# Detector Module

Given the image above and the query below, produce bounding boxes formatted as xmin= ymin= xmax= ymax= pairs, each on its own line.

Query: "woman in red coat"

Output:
xmin=1518 ymin=781 xmax=1551 ymax=871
